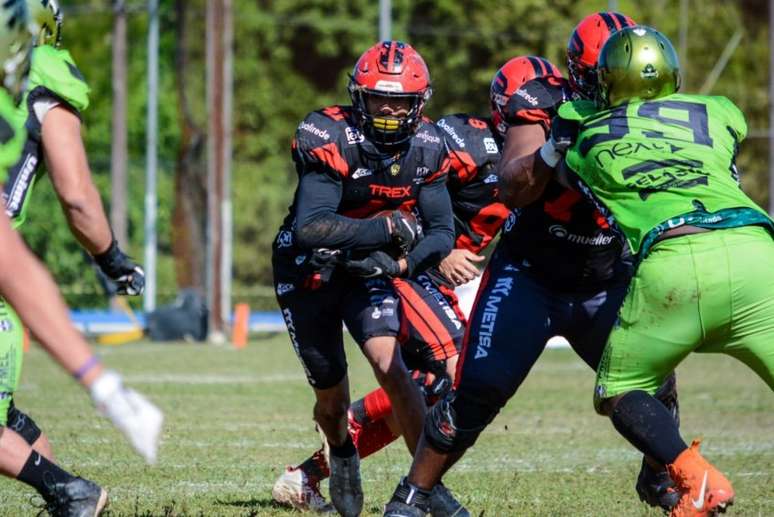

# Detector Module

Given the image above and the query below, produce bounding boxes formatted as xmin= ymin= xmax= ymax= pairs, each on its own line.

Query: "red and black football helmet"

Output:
xmin=567 ymin=11 xmax=636 ymax=99
xmin=348 ymin=40 xmax=432 ymax=147
xmin=489 ymin=56 xmax=563 ymax=137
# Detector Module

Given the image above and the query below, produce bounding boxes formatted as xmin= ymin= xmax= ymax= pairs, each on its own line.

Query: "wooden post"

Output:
xmin=206 ymin=0 xmax=233 ymax=342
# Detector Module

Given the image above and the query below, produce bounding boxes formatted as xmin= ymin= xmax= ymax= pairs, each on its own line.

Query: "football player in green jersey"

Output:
xmin=528 ymin=26 xmax=773 ymax=516
xmin=0 ymin=3 xmax=162 ymax=515
xmin=9 ymin=1 xmax=145 ymax=295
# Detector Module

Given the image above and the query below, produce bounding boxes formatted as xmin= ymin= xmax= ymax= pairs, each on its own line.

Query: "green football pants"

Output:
xmin=595 ymin=225 xmax=774 ymax=411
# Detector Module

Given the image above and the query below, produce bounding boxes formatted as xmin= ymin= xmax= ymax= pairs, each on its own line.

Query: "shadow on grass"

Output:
xmin=216 ymin=497 xmax=288 ymax=513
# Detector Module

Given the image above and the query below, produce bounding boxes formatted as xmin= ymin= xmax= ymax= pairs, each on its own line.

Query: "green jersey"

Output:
xmin=4 ymin=45 xmax=90 ymax=228
xmin=0 ymin=90 xmax=26 ymax=183
xmin=560 ymin=93 xmax=773 ymax=258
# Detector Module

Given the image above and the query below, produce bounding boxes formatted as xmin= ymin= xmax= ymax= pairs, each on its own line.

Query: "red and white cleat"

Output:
xmin=272 ymin=466 xmax=334 ymax=513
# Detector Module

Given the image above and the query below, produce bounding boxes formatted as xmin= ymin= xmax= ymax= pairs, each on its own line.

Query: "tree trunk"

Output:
xmin=172 ymin=0 xmax=207 ymax=291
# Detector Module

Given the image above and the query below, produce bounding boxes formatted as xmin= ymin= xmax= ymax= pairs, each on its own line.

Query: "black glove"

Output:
xmin=549 ymin=115 xmax=581 ymax=154
xmin=94 ymin=240 xmax=145 ymax=296
xmin=305 ymin=248 xmax=342 ymax=284
xmin=388 ymin=211 xmax=419 ymax=257
xmin=344 ymin=250 xmax=401 ymax=278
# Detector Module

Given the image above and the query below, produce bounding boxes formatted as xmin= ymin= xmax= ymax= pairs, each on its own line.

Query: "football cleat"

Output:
xmin=667 ymin=440 xmax=735 ymax=517
xmin=636 ymin=458 xmax=681 ymax=511
xmin=429 ymin=483 xmax=469 ymax=517
xmin=329 ymin=452 xmax=363 ymax=517
xmin=44 ymin=476 xmax=108 ymax=517
xmin=383 ymin=501 xmax=427 ymax=517
xmin=384 ymin=477 xmax=431 ymax=517
xmin=90 ymin=370 xmax=164 ymax=464
xmin=271 ymin=466 xmax=334 ymax=513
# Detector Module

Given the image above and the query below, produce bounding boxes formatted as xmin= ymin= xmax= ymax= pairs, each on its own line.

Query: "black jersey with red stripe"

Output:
xmin=499 ymin=78 xmax=630 ymax=291
xmin=274 ymin=105 xmax=453 ymax=283
xmin=436 ymin=113 xmax=508 ymax=254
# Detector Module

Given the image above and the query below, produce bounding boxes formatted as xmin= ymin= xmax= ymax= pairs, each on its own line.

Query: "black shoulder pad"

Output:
xmin=503 ymin=77 xmax=570 ymax=127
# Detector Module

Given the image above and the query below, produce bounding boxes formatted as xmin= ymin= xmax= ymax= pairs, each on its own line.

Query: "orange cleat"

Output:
xmin=667 ymin=440 xmax=735 ymax=517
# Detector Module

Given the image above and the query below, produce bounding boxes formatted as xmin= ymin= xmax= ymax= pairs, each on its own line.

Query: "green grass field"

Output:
xmin=1 ymin=335 xmax=772 ymax=516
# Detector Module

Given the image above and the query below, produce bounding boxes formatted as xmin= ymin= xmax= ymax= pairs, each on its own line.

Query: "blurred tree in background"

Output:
xmin=19 ymin=0 xmax=771 ymax=309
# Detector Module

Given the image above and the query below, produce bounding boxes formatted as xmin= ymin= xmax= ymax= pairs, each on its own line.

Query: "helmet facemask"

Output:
xmin=349 ymin=80 xmax=431 ymax=148
xmin=567 ymin=57 xmax=598 ymax=100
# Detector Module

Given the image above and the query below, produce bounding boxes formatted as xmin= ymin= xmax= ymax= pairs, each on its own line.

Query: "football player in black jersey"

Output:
xmin=271 ymin=83 xmax=508 ymax=517
xmin=384 ymin=14 xmax=682 ymax=517
xmin=272 ymin=40 xmax=461 ymax=516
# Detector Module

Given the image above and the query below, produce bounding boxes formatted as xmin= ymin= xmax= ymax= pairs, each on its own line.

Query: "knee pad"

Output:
xmin=6 ymin=405 xmax=42 ymax=445
xmin=654 ymin=372 xmax=680 ymax=427
xmin=423 ymin=393 xmax=492 ymax=454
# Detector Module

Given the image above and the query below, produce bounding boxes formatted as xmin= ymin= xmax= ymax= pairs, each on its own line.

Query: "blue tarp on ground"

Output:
xmin=69 ymin=310 xmax=286 ymax=335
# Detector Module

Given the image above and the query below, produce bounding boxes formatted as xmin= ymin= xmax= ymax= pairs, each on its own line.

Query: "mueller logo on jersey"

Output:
xmin=549 ymin=225 xmax=615 ymax=246
xmin=437 ymin=119 xmax=465 ymax=148
xmin=415 ymin=130 xmax=441 ymax=145
xmin=299 ymin=121 xmax=330 ymax=141
xmin=369 ymin=184 xmax=413 ymax=199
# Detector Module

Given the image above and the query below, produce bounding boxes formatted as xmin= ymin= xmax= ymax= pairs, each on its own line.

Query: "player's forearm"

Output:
xmin=295 ymin=171 xmax=391 ymax=251
xmin=59 ymin=182 xmax=113 ymax=255
xmin=496 ymin=123 xmax=550 ymax=209
xmin=0 ymin=213 xmax=101 ymax=387
xmin=42 ymin=106 xmax=113 ymax=255
xmin=498 ymin=152 xmax=552 ymax=208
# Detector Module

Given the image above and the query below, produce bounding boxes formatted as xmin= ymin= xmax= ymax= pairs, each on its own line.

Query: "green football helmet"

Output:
xmin=27 ymin=0 xmax=62 ymax=47
xmin=596 ymin=25 xmax=681 ymax=108
xmin=0 ymin=0 xmax=34 ymax=98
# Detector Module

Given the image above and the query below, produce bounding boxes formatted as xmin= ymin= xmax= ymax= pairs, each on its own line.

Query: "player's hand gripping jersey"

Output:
xmin=560 ymin=94 xmax=774 ymax=259
xmin=4 ymin=45 xmax=89 ymax=227
xmin=497 ymin=74 xmax=631 ymax=290
xmin=436 ymin=114 xmax=508 ymax=254
xmin=273 ymin=105 xmax=453 ymax=285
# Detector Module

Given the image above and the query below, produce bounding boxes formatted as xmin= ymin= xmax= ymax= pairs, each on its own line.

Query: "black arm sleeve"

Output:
xmin=406 ymin=177 xmax=454 ymax=276
xmin=294 ymin=171 xmax=391 ymax=251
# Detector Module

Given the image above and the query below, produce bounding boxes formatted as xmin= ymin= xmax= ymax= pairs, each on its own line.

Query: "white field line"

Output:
xmin=123 ymin=372 xmax=305 ymax=384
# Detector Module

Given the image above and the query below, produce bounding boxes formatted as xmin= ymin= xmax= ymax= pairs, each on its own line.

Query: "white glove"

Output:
xmin=90 ymin=370 xmax=164 ymax=464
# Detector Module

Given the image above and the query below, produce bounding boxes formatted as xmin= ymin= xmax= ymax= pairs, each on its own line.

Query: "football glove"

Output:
xmin=549 ymin=115 xmax=580 ymax=153
xmin=388 ymin=211 xmax=419 ymax=256
xmin=539 ymin=115 xmax=581 ymax=167
xmin=344 ymin=250 xmax=401 ymax=278
xmin=94 ymin=240 xmax=145 ymax=296
xmin=90 ymin=370 xmax=164 ymax=464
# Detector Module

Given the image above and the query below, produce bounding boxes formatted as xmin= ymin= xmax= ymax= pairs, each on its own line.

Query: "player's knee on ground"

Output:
xmin=6 ymin=405 xmax=42 ymax=445
xmin=424 ymin=390 xmax=499 ymax=453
